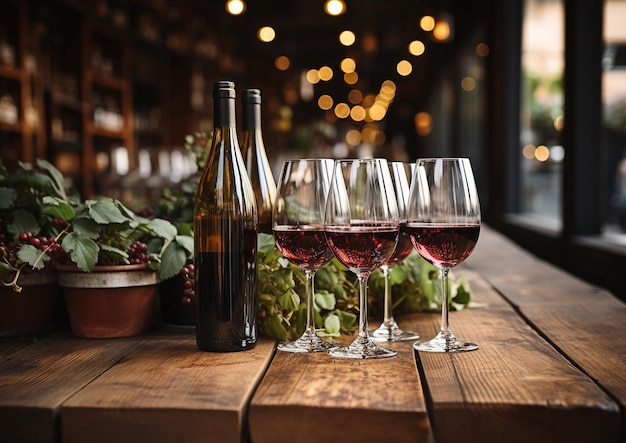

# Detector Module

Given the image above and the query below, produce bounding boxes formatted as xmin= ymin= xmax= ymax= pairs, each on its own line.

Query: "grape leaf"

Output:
xmin=16 ymin=244 xmax=49 ymax=269
xmin=0 ymin=187 xmax=17 ymax=209
xmin=278 ymin=288 xmax=300 ymax=312
xmin=159 ymin=242 xmax=188 ymax=281
xmin=42 ymin=196 xmax=75 ymax=221
xmin=174 ymin=235 xmax=194 ymax=255
xmin=148 ymin=218 xmax=177 ymax=241
xmin=87 ymin=198 xmax=131 ymax=224
xmin=62 ymin=235 xmax=99 ymax=272
xmin=35 ymin=158 xmax=67 ymax=200
xmin=324 ymin=313 xmax=341 ymax=335
xmin=314 ymin=290 xmax=336 ymax=310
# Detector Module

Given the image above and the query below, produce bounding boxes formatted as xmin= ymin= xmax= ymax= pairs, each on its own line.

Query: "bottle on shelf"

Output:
xmin=193 ymin=80 xmax=258 ymax=352
xmin=240 ymin=88 xmax=277 ymax=235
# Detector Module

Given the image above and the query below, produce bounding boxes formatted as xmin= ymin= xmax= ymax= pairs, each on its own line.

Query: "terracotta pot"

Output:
xmin=57 ymin=264 xmax=158 ymax=338
xmin=0 ymin=272 xmax=59 ymax=336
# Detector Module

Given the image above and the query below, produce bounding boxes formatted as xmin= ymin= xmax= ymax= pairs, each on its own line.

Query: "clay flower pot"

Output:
xmin=57 ymin=264 xmax=158 ymax=338
xmin=0 ymin=272 xmax=59 ymax=337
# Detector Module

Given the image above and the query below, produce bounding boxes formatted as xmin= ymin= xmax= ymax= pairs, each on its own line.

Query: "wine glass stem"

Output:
xmin=382 ymin=265 xmax=395 ymax=327
xmin=358 ymin=273 xmax=370 ymax=339
xmin=305 ymin=271 xmax=316 ymax=334
xmin=439 ymin=268 xmax=450 ymax=334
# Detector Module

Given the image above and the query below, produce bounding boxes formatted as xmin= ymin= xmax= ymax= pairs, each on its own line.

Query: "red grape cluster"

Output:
xmin=0 ymin=231 xmax=66 ymax=270
xmin=128 ymin=241 xmax=149 ymax=264
xmin=181 ymin=264 xmax=195 ymax=304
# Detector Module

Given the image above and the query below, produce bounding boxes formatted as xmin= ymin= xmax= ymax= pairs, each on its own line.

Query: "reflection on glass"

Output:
xmin=603 ymin=0 xmax=626 ymax=245
xmin=519 ymin=0 xmax=564 ymax=229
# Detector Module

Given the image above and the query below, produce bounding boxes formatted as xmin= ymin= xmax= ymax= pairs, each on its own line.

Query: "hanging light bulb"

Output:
xmin=324 ymin=0 xmax=346 ymax=16
xmin=225 ymin=0 xmax=246 ymax=16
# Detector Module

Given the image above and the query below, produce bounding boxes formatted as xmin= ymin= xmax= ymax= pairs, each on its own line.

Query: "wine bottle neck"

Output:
xmin=242 ymin=103 xmax=261 ymax=131
xmin=214 ymin=96 xmax=236 ymax=128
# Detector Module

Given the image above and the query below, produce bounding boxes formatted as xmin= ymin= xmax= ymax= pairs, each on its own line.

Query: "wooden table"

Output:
xmin=1 ymin=226 xmax=625 ymax=443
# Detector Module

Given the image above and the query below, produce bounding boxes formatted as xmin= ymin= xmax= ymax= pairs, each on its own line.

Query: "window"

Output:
xmin=602 ymin=0 xmax=626 ymax=245
xmin=519 ymin=0 xmax=564 ymax=230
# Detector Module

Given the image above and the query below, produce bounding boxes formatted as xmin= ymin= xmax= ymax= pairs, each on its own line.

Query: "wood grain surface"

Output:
xmin=0 ymin=334 xmax=142 ymax=443
xmin=249 ymin=339 xmax=433 ymax=443
xmin=61 ymin=334 xmax=275 ymax=443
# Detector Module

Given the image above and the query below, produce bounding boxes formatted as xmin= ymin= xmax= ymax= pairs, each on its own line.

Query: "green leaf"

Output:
xmin=258 ymin=233 xmax=276 ymax=253
xmin=7 ymin=209 xmax=40 ymax=237
xmin=0 ymin=187 xmax=17 ymax=209
xmin=41 ymin=196 xmax=75 ymax=221
xmin=159 ymin=242 xmax=187 ymax=281
xmin=265 ymin=313 xmax=287 ymax=341
xmin=87 ymin=198 xmax=131 ymax=224
xmin=314 ymin=290 xmax=336 ymax=310
xmin=71 ymin=217 xmax=100 ymax=239
xmin=271 ymin=269 xmax=295 ymax=292
xmin=278 ymin=288 xmax=300 ymax=312
xmin=0 ymin=261 xmax=14 ymax=276
xmin=174 ymin=235 xmax=194 ymax=256
xmin=323 ymin=313 xmax=341 ymax=334
xmin=315 ymin=266 xmax=338 ymax=289
xmin=62 ymin=235 xmax=99 ymax=272
xmin=35 ymin=158 xmax=67 ymax=199
xmin=16 ymin=244 xmax=49 ymax=269
xmin=177 ymin=223 xmax=193 ymax=236
xmin=452 ymin=279 xmax=471 ymax=306
xmin=99 ymin=244 xmax=129 ymax=261
xmin=148 ymin=218 xmax=178 ymax=241
xmin=331 ymin=309 xmax=357 ymax=332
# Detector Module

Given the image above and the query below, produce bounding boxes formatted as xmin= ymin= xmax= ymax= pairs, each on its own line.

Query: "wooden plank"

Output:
xmin=249 ymin=340 xmax=433 ymax=443
xmin=61 ymin=334 xmax=275 ymax=443
xmin=468 ymin=226 xmax=602 ymax=305
xmin=467 ymin=227 xmax=626 ymax=438
xmin=404 ymin=271 xmax=621 ymax=443
xmin=0 ymin=336 xmax=39 ymax=358
xmin=0 ymin=334 xmax=142 ymax=443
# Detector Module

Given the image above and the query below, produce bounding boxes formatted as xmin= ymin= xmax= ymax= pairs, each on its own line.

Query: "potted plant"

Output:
xmin=0 ymin=159 xmax=71 ymax=336
xmin=42 ymin=193 xmax=194 ymax=338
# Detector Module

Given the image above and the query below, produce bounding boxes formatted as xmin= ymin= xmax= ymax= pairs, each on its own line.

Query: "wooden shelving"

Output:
xmin=0 ymin=1 xmax=40 ymax=167
xmin=1 ymin=0 xmax=216 ymax=200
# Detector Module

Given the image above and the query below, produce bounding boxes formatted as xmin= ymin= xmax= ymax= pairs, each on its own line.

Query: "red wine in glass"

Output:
xmin=385 ymin=228 xmax=414 ymax=267
xmin=324 ymin=158 xmax=400 ymax=359
xmin=274 ymin=225 xmax=333 ymax=272
xmin=405 ymin=224 xmax=480 ymax=269
xmin=324 ymin=224 xmax=398 ymax=274
xmin=406 ymin=157 xmax=481 ymax=353
xmin=273 ymin=158 xmax=336 ymax=353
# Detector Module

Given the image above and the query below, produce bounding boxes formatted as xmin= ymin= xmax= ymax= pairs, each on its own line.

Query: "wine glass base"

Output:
xmin=413 ymin=331 xmax=478 ymax=353
xmin=370 ymin=322 xmax=420 ymax=342
xmin=277 ymin=331 xmax=338 ymax=353
xmin=328 ymin=335 xmax=397 ymax=359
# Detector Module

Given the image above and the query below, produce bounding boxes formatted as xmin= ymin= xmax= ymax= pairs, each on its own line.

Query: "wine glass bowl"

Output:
xmin=324 ymin=158 xmax=399 ymax=359
xmin=273 ymin=158 xmax=336 ymax=352
xmin=371 ymin=162 xmax=420 ymax=342
xmin=406 ymin=158 xmax=481 ymax=353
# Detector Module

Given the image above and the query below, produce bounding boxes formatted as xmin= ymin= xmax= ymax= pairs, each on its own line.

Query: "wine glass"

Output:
xmin=406 ymin=158 xmax=481 ymax=352
xmin=371 ymin=162 xmax=420 ymax=342
xmin=324 ymin=159 xmax=399 ymax=359
xmin=273 ymin=158 xmax=336 ymax=352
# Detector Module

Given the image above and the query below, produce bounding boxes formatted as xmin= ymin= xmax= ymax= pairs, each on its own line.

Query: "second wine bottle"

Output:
xmin=240 ymin=88 xmax=277 ymax=235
